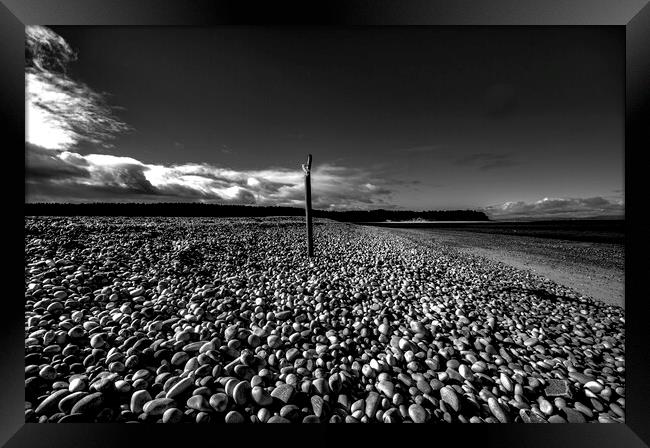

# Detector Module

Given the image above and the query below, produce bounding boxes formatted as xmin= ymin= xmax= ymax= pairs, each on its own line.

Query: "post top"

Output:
xmin=302 ymin=154 xmax=312 ymax=174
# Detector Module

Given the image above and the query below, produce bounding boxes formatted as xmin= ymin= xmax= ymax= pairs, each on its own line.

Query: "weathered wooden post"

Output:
xmin=302 ymin=154 xmax=314 ymax=257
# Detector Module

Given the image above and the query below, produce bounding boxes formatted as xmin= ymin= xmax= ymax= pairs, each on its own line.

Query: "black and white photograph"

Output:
xmin=24 ymin=25 xmax=626 ymax=424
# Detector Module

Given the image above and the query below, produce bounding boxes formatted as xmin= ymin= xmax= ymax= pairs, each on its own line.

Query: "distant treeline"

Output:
xmin=24 ymin=203 xmax=489 ymax=222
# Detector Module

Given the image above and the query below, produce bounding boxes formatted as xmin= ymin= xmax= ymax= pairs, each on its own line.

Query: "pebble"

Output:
xmin=35 ymin=389 xmax=70 ymax=416
xmin=408 ymin=404 xmax=427 ymax=423
xmin=270 ymin=384 xmax=295 ymax=404
xmin=233 ymin=381 xmax=251 ymax=406
xmin=365 ymin=392 xmax=380 ymax=419
xmin=70 ymin=392 xmax=104 ymax=415
xmin=487 ymin=397 xmax=510 ymax=423
xmin=166 ymin=377 xmax=194 ymax=399
xmin=162 ymin=408 xmax=183 ymax=423
xmin=24 ymin=217 xmax=626 ymax=424
xmin=440 ymin=386 xmax=461 ymax=413
xmin=187 ymin=395 xmax=211 ymax=412
xmin=377 ymin=380 xmax=395 ymax=398
xmin=311 ymin=395 xmax=325 ymax=417
xmin=225 ymin=410 xmax=245 ymax=423
xmin=268 ymin=416 xmax=291 ymax=423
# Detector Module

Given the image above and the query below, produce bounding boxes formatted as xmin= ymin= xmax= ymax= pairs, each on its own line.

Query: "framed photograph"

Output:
xmin=2 ymin=0 xmax=649 ymax=447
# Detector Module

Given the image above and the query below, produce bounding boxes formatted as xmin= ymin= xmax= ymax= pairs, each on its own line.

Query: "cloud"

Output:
xmin=25 ymin=26 xmax=130 ymax=151
xmin=22 ymin=27 xmax=394 ymax=210
xmin=455 ymin=152 xmax=517 ymax=171
xmin=484 ymin=196 xmax=624 ymax=220
xmin=25 ymin=144 xmax=394 ymax=209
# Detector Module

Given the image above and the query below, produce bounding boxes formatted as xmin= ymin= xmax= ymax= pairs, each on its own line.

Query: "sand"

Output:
xmin=385 ymin=227 xmax=625 ymax=308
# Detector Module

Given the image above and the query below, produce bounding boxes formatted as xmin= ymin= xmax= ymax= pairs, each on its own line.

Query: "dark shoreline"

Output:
xmin=358 ymin=219 xmax=625 ymax=245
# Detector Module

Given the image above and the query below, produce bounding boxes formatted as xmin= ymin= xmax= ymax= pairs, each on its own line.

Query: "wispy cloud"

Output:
xmin=484 ymin=196 xmax=624 ymax=219
xmin=455 ymin=152 xmax=517 ymax=171
xmin=25 ymin=26 xmax=131 ymax=151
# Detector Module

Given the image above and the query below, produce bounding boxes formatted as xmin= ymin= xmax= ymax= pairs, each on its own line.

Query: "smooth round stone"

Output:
xmin=132 ymin=369 xmax=152 ymax=382
xmin=224 ymin=378 xmax=239 ymax=397
xmin=365 ymin=392 xmax=380 ymax=419
xmin=130 ymin=390 xmax=152 ymax=414
xmin=90 ymin=374 xmax=117 ymax=393
xmin=458 ymin=365 xmax=474 ymax=381
xmin=252 ymin=386 xmax=272 ymax=407
xmin=471 ymin=362 xmax=486 ymax=373
xmin=70 ymin=392 xmax=104 ymax=415
xmin=539 ymin=399 xmax=554 ymax=416
xmin=47 ymin=302 xmax=64 ymax=314
xmin=362 ymin=364 xmax=375 ymax=379
xmin=257 ymin=407 xmax=272 ymax=423
xmin=524 ymin=337 xmax=539 ymax=347
xmin=68 ymin=326 xmax=85 ymax=338
xmin=303 ymin=415 xmax=321 ymax=423
xmin=377 ymin=380 xmax=395 ymax=398
xmin=39 ymin=365 xmax=57 ymax=380
xmin=58 ymin=391 xmax=88 ymax=414
xmin=162 ymin=407 xmax=183 ymax=423
xmin=500 ymin=373 xmax=513 ymax=392
xmin=171 ymin=352 xmax=189 ymax=366
xmin=90 ymin=335 xmax=105 ymax=349
xmin=267 ymin=335 xmax=281 ymax=349
xmin=233 ymin=381 xmax=251 ymax=406
xmin=69 ymin=377 xmax=87 ymax=393
xmin=143 ymin=398 xmax=175 ymax=416
xmin=225 ymin=411 xmax=245 ymax=424
xmin=487 ymin=397 xmax=510 ymax=423
xmin=383 ymin=408 xmax=401 ymax=423
xmin=251 ymin=375 xmax=263 ymax=388
xmin=114 ymin=380 xmax=132 ymax=394
xmin=416 ymin=379 xmax=432 ymax=395
xmin=440 ymin=386 xmax=461 ymax=413
xmin=328 ymin=374 xmax=342 ymax=394
xmin=285 ymin=348 xmax=300 ymax=362
xmin=280 ymin=404 xmax=300 ymax=420
xmin=446 ymin=359 xmax=460 ymax=370
xmin=548 ymin=415 xmax=568 ymax=423
xmin=35 ymin=389 xmax=70 ymax=416
xmin=408 ymin=403 xmax=427 ymax=423
xmin=584 ymin=381 xmax=604 ymax=394
xmin=166 ymin=377 xmax=194 ymax=399
xmin=574 ymin=402 xmax=593 ymax=418
xmin=378 ymin=323 xmax=391 ymax=335
xmin=209 ymin=393 xmax=228 ymax=412
xmin=187 ymin=395 xmax=211 ymax=412
xmin=196 ymin=412 xmax=211 ymax=424
xmin=268 ymin=416 xmax=291 ymax=423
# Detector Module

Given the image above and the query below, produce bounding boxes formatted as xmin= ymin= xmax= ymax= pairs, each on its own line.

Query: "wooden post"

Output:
xmin=302 ymin=154 xmax=314 ymax=257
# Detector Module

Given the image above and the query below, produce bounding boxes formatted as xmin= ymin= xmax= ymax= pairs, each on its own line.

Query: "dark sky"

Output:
xmin=25 ymin=26 xmax=624 ymax=218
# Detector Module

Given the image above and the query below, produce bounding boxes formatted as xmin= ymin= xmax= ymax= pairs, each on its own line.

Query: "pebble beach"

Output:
xmin=24 ymin=217 xmax=626 ymax=424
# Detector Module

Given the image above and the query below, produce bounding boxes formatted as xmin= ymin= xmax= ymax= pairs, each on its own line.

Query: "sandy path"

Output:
xmin=385 ymin=227 xmax=625 ymax=308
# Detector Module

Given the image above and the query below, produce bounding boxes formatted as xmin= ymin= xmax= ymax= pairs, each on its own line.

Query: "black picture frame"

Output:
xmin=3 ymin=1 xmax=649 ymax=447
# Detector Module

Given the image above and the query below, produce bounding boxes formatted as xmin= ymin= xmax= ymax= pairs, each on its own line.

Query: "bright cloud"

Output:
xmin=25 ymin=144 xmax=394 ymax=209
xmin=484 ymin=196 xmax=624 ymax=219
xmin=25 ymin=25 xmax=130 ymax=151
xmin=23 ymin=26 xmax=401 ymax=209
